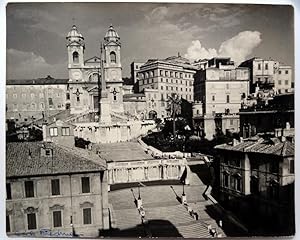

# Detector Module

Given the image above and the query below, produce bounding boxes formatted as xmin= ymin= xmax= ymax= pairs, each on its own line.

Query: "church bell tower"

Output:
xmin=102 ymin=25 xmax=124 ymax=113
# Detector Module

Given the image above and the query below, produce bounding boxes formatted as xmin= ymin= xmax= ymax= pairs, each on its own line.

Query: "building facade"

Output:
xmin=6 ymin=141 xmax=109 ymax=238
xmin=239 ymin=57 xmax=293 ymax=94
xmin=215 ymin=134 xmax=294 ymax=235
xmin=193 ymin=57 xmax=250 ymax=139
xmin=6 ymin=77 xmax=68 ymax=123
xmin=138 ymin=55 xmax=197 ymax=119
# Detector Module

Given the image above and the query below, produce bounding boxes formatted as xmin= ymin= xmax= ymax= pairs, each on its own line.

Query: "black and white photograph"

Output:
xmin=4 ymin=2 xmax=295 ymax=238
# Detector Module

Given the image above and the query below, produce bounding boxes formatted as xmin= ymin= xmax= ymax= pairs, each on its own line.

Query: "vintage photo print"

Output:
xmin=5 ymin=2 xmax=295 ymax=238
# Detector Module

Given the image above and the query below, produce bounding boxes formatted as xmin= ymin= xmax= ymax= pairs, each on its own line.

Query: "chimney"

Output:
xmin=281 ymin=136 xmax=286 ymax=142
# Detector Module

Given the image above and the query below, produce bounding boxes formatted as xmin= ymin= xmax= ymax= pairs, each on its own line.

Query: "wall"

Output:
xmin=6 ymin=172 xmax=108 ymax=238
xmin=74 ymin=120 xmax=155 ymax=144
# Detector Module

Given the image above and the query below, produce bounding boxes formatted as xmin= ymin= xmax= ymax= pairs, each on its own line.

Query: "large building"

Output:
xmin=215 ymin=132 xmax=295 ymax=235
xmin=6 ymin=140 xmax=109 ymax=237
xmin=193 ymin=57 xmax=250 ymax=139
xmin=137 ymin=55 xmax=197 ymax=119
xmin=6 ymin=77 xmax=68 ymax=123
xmin=239 ymin=57 xmax=293 ymax=94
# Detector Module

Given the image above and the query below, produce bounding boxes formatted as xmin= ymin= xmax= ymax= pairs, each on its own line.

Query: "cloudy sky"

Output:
xmin=6 ymin=3 xmax=294 ymax=79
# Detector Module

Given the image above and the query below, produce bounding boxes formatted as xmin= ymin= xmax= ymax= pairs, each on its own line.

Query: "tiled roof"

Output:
xmin=215 ymin=137 xmax=294 ymax=157
xmin=6 ymin=142 xmax=106 ymax=178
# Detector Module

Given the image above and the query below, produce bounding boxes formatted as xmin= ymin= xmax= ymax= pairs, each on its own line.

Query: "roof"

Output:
xmin=66 ymin=25 xmax=84 ymax=39
xmin=105 ymin=25 xmax=120 ymax=39
xmin=215 ymin=137 xmax=294 ymax=157
xmin=142 ymin=56 xmax=198 ymax=71
xmin=6 ymin=141 xmax=106 ymax=178
xmin=7 ymin=77 xmax=68 ymax=85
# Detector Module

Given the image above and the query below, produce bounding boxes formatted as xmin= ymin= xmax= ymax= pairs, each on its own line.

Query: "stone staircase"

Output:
xmin=108 ymin=171 xmax=227 ymax=238
xmin=113 ymin=208 xmax=142 ymax=230
xmin=145 ymin=205 xmax=211 ymax=238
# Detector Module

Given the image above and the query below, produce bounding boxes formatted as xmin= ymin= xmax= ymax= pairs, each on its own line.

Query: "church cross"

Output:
xmin=73 ymin=88 xmax=83 ymax=97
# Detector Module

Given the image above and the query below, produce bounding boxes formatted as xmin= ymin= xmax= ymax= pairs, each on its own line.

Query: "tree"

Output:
xmin=167 ymin=93 xmax=182 ymax=138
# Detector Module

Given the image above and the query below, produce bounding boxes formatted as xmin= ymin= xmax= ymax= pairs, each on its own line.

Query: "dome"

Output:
xmin=104 ymin=25 xmax=120 ymax=40
xmin=66 ymin=25 xmax=84 ymax=40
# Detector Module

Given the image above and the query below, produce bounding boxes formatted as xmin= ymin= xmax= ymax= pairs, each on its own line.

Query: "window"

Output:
xmin=265 ymin=63 xmax=268 ymax=70
xmin=279 ymin=70 xmax=281 ymax=74
xmin=234 ymin=175 xmax=242 ymax=191
xmin=83 ymin=208 xmax=92 ymax=225
xmin=250 ymin=176 xmax=259 ymax=194
xmin=278 ymin=80 xmax=282 ymax=85
xmin=77 ymin=96 xmax=80 ymax=102
xmin=257 ymin=77 xmax=261 ymax=82
xmin=223 ymin=173 xmax=229 ymax=187
xmin=285 ymin=70 xmax=289 ymax=74
xmin=73 ymin=52 xmax=79 ymax=64
xmin=258 ymin=63 xmax=261 ymax=70
xmin=285 ymin=80 xmax=289 ymax=85
xmin=264 ymin=77 xmax=268 ymax=82
xmin=25 ymin=181 xmax=34 ymax=198
xmin=161 ymin=86 xmax=163 ymax=90
xmin=66 ymin=93 xmax=70 ymax=100
xmin=226 ymin=95 xmax=230 ymax=103
xmin=53 ymin=211 xmax=62 ymax=227
xmin=49 ymin=98 xmax=53 ymax=106
xmin=6 ymin=215 xmax=10 ymax=232
xmin=81 ymin=177 xmax=90 ymax=193
xmin=212 ymin=95 xmax=215 ymax=101
xmin=49 ymin=127 xmax=58 ymax=137
xmin=27 ymin=213 xmax=37 ymax=230
xmin=62 ymin=127 xmax=70 ymax=136
xmin=269 ymin=161 xmax=279 ymax=174
xmin=110 ymin=51 xmax=116 ymax=63
xmin=51 ymin=179 xmax=60 ymax=196
xmin=230 ymin=119 xmax=233 ymax=125
xmin=290 ymin=159 xmax=294 ymax=174
xmin=6 ymin=183 xmax=11 ymax=200
xmin=45 ymin=149 xmax=53 ymax=156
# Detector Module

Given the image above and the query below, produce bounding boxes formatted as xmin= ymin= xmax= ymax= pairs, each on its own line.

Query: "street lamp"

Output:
xmin=138 ymin=183 xmax=141 ymax=200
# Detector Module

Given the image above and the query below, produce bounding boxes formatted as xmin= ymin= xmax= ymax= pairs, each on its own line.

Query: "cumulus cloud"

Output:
xmin=184 ymin=31 xmax=262 ymax=64
xmin=185 ymin=40 xmax=218 ymax=60
xmin=7 ymin=48 xmax=66 ymax=79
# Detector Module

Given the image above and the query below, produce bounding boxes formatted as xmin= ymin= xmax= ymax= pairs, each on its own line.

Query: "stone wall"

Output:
xmin=73 ymin=120 xmax=155 ymax=144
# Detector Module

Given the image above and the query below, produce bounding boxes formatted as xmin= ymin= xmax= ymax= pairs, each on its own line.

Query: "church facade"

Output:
xmin=66 ymin=25 xmax=124 ymax=119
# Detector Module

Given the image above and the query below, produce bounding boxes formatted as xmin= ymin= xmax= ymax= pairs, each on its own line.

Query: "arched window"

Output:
xmin=110 ymin=51 xmax=116 ymax=63
xmin=73 ymin=52 xmax=79 ymax=64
